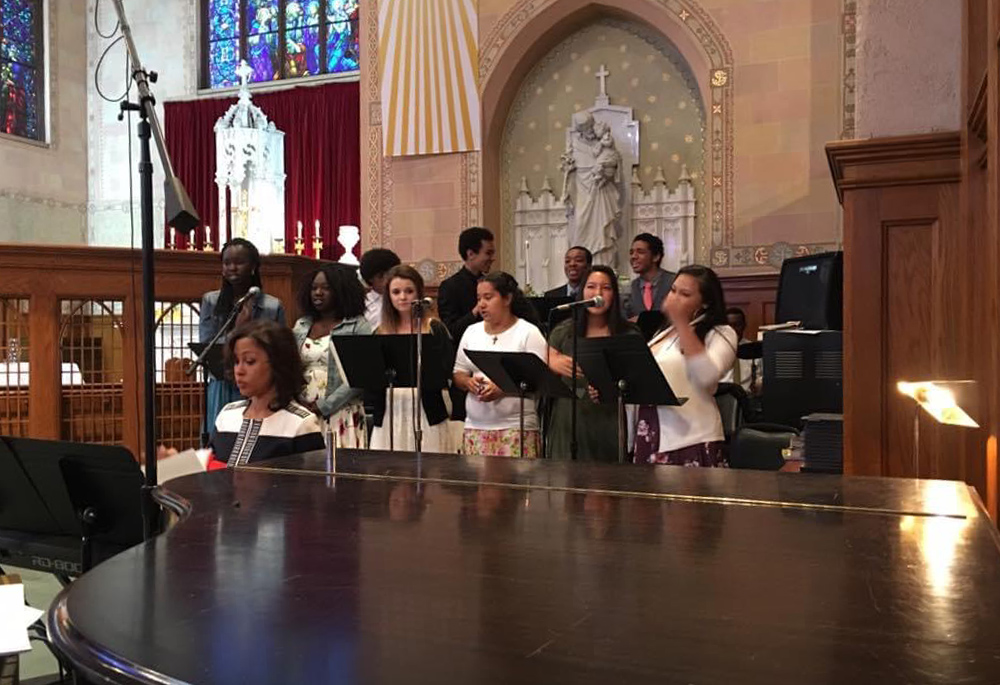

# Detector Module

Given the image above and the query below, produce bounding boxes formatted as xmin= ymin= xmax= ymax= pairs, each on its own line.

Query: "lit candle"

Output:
xmin=314 ymin=219 xmax=320 ymax=237
xmin=169 ymin=228 xmax=176 ymax=249
xmin=187 ymin=229 xmax=196 ymax=251
xmin=297 ymin=220 xmax=303 ymax=241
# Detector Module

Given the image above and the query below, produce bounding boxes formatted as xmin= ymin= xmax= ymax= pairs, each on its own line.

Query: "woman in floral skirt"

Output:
xmin=452 ymin=272 xmax=547 ymax=458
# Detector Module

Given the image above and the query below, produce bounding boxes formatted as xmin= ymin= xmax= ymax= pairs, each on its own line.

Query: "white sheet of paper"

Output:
xmin=21 ymin=605 xmax=43 ymax=630
xmin=0 ymin=583 xmax=31 ymax=655
xmin=142 ymin=448 xmax=211 ymax=482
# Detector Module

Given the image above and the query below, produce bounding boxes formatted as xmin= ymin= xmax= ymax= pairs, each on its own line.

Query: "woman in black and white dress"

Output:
xmin=211 ymin=320 xmax=325 ymax=467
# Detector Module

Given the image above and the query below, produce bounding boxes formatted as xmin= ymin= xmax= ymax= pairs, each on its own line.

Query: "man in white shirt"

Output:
xmin=721 ymin=307 xmax=753 ymax=391
xmin=359 ymin=248 xmax=401 ymax=330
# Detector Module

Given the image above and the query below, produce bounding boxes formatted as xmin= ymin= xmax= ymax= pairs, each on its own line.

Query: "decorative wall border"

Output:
xmin=0 ymin=189 xmax=87 ymax=213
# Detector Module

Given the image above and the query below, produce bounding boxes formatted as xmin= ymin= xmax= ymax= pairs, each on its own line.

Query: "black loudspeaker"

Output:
xmin=775 ymin=251 xmax=843 ymax=330
xmin=761 ymin=330 xmax=842 ymax=428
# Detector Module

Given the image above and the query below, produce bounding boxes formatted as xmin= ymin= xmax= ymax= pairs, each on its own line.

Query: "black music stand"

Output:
xmin=528 ymin=296 xmax=572 ymax=333
xmin=333 ymin=335 xmax=450 ymax=451
xmin=0 ymin=437 xmax=144 ymax=577
xmin=188 ymin=342 xmax=226 ymax=447
xmin=636 ymin=310 xmax=666 ymax=341
xmin=577 ymin=336 xmax=684 ymax=463
xmin=465 ymin=350 xmax=573 ymax=459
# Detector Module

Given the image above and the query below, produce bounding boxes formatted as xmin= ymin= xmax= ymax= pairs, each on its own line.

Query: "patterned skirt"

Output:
xmin=639 ymin=440 xmax=728 ymax=468
xmin=325 ymin=400 xmax=368 ymax=449
xmin=462 ymin=428 xmax=540 ymax=458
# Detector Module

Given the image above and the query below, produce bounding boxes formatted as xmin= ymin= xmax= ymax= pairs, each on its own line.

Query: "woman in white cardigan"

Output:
xmin=632 ymin=264 xmax=737 ymax=467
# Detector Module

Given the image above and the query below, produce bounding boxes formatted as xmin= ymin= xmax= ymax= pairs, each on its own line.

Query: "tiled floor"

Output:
xmin=4 ymin=568 xmax=61 ymax=682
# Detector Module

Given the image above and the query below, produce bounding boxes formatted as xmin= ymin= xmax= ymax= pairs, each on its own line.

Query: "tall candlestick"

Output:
xmin=312 ymin=234 xmax=324 ymax=260
xmin=524 ymin=239 xmax=531 ymax=289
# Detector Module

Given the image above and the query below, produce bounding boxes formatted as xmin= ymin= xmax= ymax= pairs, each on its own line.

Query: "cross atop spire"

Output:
xmin=595 ymin=64 xmax=610 ymax=97
xmin=236 ymin=60 xmax=253 ymax=94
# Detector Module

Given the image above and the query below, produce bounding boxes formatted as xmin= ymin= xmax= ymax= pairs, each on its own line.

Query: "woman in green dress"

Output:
xmin=546 ymin=265 xmax=640 ymax=461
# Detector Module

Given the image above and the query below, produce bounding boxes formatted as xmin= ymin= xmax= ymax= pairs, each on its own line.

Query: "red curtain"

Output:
xmin=164 ymin=81 xmax=360 ymax=260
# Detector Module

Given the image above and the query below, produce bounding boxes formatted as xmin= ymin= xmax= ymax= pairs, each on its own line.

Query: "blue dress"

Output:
xmin=199 ymin=289 xmax=286 ymax=431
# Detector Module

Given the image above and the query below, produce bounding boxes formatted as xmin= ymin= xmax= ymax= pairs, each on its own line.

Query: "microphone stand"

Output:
xmin=411 ymin=300 xmax=426 ymax=461
xmin=570 ymin=307 xmax=580 ymax=461
xmin=108 ymin=0 xmax=199 ymax=542
xmin=186 ymin=300 xmax=246 ymax=377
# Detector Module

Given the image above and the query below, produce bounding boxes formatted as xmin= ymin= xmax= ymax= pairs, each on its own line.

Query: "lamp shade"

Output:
xmin=897 ymin=380 xmax=979 ymax=428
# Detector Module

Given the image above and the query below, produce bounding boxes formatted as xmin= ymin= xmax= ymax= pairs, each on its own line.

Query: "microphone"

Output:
xmin=553 ymin=295 xmax=604 ymax=312
xmin=234 ymin=286 xmax=261 ymax=310
xmin=410 ymin=297 xmax=434 ymax=308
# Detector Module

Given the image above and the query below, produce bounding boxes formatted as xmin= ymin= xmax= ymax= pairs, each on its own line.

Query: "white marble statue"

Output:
xmin=560 ymin=112 xmax=623 ymax=266
xmin=215 ymin=60 xmax=286 ymax=253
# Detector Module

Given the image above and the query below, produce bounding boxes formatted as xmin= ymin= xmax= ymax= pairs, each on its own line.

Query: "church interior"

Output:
xmin=3 ymin=0 xmax=1000 ymax=683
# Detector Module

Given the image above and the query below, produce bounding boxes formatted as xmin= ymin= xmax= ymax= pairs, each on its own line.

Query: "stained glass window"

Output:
xmin=204 ymin=0 xmax=359 ymax=89
xmin=0 ymin=0 xmax=44 ymax=141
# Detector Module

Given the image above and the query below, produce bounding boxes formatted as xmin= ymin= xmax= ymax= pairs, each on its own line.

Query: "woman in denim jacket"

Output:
xmin=292 ymin=264 xmax=372 ymax=448
xmin=200 ymin=238 xmax=286 ymax=429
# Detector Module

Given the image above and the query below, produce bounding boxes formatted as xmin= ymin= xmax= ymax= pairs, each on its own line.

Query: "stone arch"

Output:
xmin=478 ymin=0 xmax=734 ymax=267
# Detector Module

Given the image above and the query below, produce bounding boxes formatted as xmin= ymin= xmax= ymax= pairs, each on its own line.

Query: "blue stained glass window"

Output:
xmin=0 ymin=0 xmax=43 ymax=141
xmin=246 ymin=0 xmax=279 ymax=34
xmin=325 ymin=20 xmax=357 ymax=74
xmin=286 ymin=24 xmax=318 ymax=77
xmin=203 ymin=0 xmax=359 ymax=89
xmin=209 ymin=0 xmax=239 ymax=37
xmin=247 ymin=31 xmax=280 ymax=82
xmin=209 ymin=38 xmax=240 ymax=88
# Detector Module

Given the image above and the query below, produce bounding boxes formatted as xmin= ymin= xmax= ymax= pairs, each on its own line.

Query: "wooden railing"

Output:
xmin=0 ymin=244 xmax=320 ymax=458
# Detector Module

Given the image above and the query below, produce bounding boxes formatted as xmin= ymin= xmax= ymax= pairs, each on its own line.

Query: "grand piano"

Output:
xmin=27 ymin=449 xmax=1000 ymax=684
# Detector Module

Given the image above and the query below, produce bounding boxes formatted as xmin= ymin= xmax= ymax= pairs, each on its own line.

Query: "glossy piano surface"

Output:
xmin=48 ymin=451 xmax=1000 ymax=684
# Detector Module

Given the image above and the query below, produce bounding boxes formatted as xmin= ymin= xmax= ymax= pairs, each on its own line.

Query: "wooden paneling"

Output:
xmin=718 ymin=274 xmax=779 ymax=340
xmin=0 ymin=245 xmax=322 ymax=458
xmin=829 ymin=11 xmax=1000 ymax=509
xmin=829 ymin=136 xmax=977 ymax=485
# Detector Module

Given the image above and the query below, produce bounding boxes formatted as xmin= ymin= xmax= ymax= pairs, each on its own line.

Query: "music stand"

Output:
xmin=577 ymin=336 xmax=685 ymax=463
xmin=465 ymin=350 xmax=573 ymax=459
xmin=636 ymin=311 xmax=665 ymax=342
xmin=527 ymin=296 xmax=572 ymax=333
xmin=187 ymin=342 xmax=226 ymax=447
xmin=0 ymin=437 xmax=144 ymax=576
xmin=333 ymin=335 xmax=450 ymax=451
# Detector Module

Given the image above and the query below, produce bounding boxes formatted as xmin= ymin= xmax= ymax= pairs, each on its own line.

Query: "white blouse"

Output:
xmin=453 ymin=318 xmax=548 ymax=431
xmin=632 ymin=324 xmax=738 ymax=453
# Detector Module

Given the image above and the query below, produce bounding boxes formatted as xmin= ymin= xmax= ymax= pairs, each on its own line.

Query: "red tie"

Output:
xmin=642 ymin=281 xmax=654 ymax=310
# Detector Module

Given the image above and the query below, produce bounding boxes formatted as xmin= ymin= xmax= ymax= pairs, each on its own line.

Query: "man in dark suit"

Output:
xmin=437 ymin=227 xmax=496 ymax=420
xmin=544 ymin=246 xmax=593 ymax=300
xmin=623 ymin=233 xmax=675 ymax=320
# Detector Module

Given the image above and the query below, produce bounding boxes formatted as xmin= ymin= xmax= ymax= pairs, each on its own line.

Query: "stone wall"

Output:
xmin=86 ymin=0 xmax=199 ymax=247
xmin=0 ymin=1 xmax=89 ymax=244
xmin=854 ymin=0 xmax=960 ymax=138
